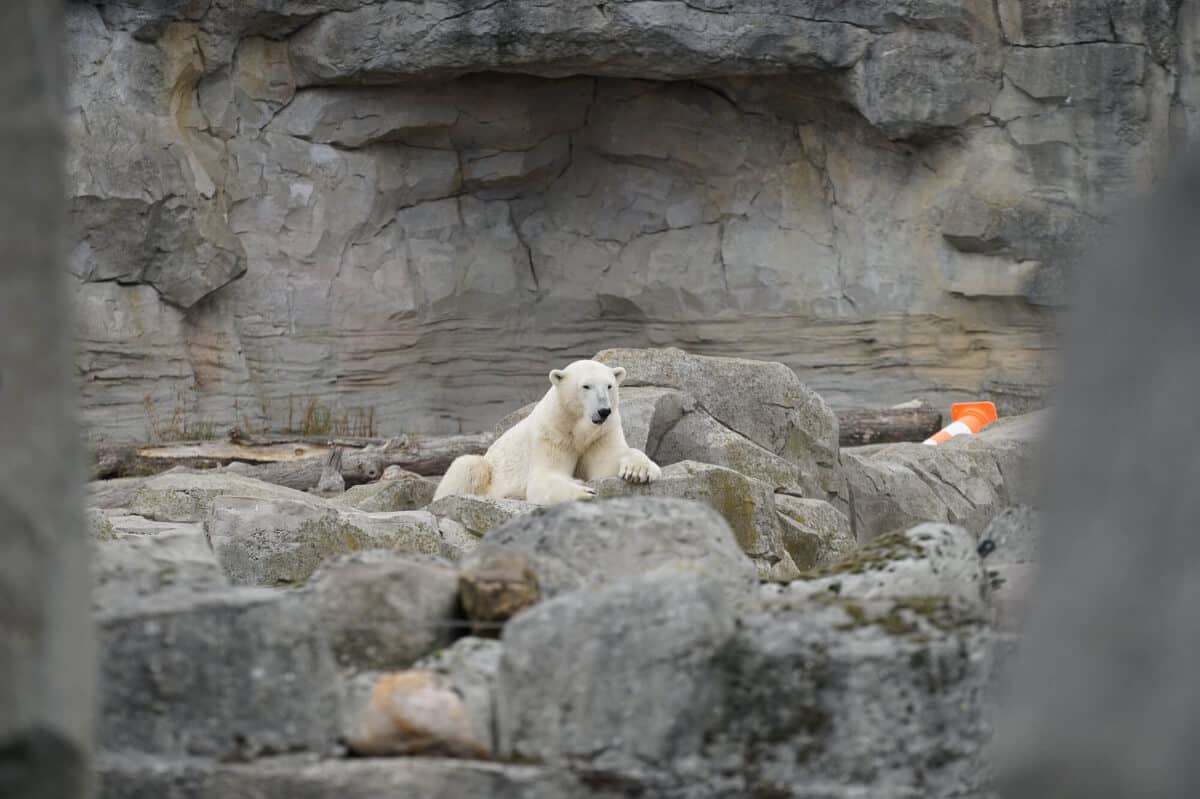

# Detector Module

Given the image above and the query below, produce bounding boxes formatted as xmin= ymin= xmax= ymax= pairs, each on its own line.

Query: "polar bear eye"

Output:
xmin=607 ymin=384 xmax=613 ymax=390
xmin=581 ymin=384 xmax=591 ymax=390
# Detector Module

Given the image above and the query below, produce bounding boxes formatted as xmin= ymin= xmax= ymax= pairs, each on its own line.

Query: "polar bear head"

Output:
xmin=549 ymin=360 xmax=627 ymax=426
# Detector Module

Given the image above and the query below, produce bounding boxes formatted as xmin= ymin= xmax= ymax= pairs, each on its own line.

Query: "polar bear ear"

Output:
xmin=611 ymin=366 xmax=626 ymax=385
xmin=549 ymin=369 xmax=567 ymax=385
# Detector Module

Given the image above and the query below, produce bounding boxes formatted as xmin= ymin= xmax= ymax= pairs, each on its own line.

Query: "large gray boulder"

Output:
xmin=777 ymin=523 xmax=988 ymax=610
xmin=207 ymin=496 xmax=454 ymax=586
xmin=462 ymin=496 xmax=758 ymax=601
xmin=90 ymin=517 xmax=228 ymax=613
xmin=594 ymin=461 xmax=799 ymax=581
xmin=774 ymin=495 xmax=857 ymax=570
xmin=97 ymin=589 xmax=341 ymax=759
xmin=331 ymin=472 xmax=437 ymax=512
xmin=843 ymin=412 xmax=1044 ymax=541
xmin=655 ymin=409 xmax=807 ymax=495
xmin=427 ymin=495 xmax=539 ymax=537
xmin=608 ymin=387 xmax=697 ymax=453
xmin=496 ymin=574 xmax=737 ymax=785
xmin=596 ymin=348 xmax=844 ymax=503
xmin=127 ymin=471 xmax=320 ymax=523
xmin=496 ymin=567 xmax=992 ymax=796
xmin=707 ymin=593 xmax=994 ymax=797
xmin=304 ymin=551 xmax=461 ymax=671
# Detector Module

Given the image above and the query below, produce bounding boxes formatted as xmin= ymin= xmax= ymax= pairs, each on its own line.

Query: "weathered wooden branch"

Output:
xmin=91 ymin=446 xmax=228 ymax=480
xmin=90 ymin=431 xmax=495 ymax=486
xmin=314 ymin=447 xmax=346 ymax=495
xmin=226 ymin=430 xmax=391 ymax=449
xmin=836 ymin=407 xmax=943 ymax=447
xmin=228 ymin=434 xmax=494 ymax=489
xmin=222 ymin=456 xmax=371 ymax=492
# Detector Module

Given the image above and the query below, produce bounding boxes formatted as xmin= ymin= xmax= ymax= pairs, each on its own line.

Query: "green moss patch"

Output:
xmin=829 ymin=596 xmax=980 ymax=637
xmin=796 ymin=531 xmax=924 ymax=580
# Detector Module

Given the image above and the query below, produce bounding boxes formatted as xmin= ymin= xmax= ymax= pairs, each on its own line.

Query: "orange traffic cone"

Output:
xmin=922 ymin=401 xmax=998 ymax=446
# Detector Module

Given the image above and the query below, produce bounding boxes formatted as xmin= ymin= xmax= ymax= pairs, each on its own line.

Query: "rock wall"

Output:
xmin=67 ymin=0 xmax=1192 ymax=442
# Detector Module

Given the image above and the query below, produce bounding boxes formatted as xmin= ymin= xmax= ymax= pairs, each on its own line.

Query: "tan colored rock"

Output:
xmin=346 ymin=671 xmax=490 ymax=758
xmin=414 ymin=637 xmax=503 ymax=752
xmin=459 ymin=555 xmax=541 ymax=636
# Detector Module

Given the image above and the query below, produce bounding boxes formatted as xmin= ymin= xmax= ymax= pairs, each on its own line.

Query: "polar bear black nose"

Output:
xmin=597 ymin=408 xmax=611 ymax=420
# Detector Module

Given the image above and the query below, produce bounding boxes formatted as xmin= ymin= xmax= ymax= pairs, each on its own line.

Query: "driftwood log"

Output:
xmin=91 ymin=438 xmax=331 ymax=480
xmin=836 ymin=407 xmax=943 ymax=447
xmin=222 ymin=447 xmax=400 ymax=490
xmin=91 ymin=432 xmax=494 ymax=488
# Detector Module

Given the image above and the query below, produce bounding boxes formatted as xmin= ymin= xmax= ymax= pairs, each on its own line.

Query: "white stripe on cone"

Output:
xmin=922 ymin=420 xmax=975 ymax=445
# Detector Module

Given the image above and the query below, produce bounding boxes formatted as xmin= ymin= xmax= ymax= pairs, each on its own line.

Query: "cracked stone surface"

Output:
xmin=67 ymin=0 xmax=1192 ymax=443
xmin=843 ymin=411 xmax=1044 ymax=541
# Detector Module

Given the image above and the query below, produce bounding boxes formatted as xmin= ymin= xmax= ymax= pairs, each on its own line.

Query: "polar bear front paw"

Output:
xmin=528 ymin=475 xmax=597 ymax=504
xmin=556 ymin=479 xmax=597 ymax=503
xmin=618 ymin=451 xmax=661 ymax=484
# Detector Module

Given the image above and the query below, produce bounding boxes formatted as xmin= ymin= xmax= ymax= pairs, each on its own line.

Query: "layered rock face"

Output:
xmin=68 ymin=1 xmax=1190 ymax=442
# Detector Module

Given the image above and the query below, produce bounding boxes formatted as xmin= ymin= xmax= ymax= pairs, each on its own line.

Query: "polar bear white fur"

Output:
xmin=433 ymin=360 xmax=662 ymax=504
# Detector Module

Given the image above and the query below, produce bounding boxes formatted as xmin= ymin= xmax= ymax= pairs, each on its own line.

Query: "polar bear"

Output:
xmin=433 ymin=360 xmax=662 ymax=504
